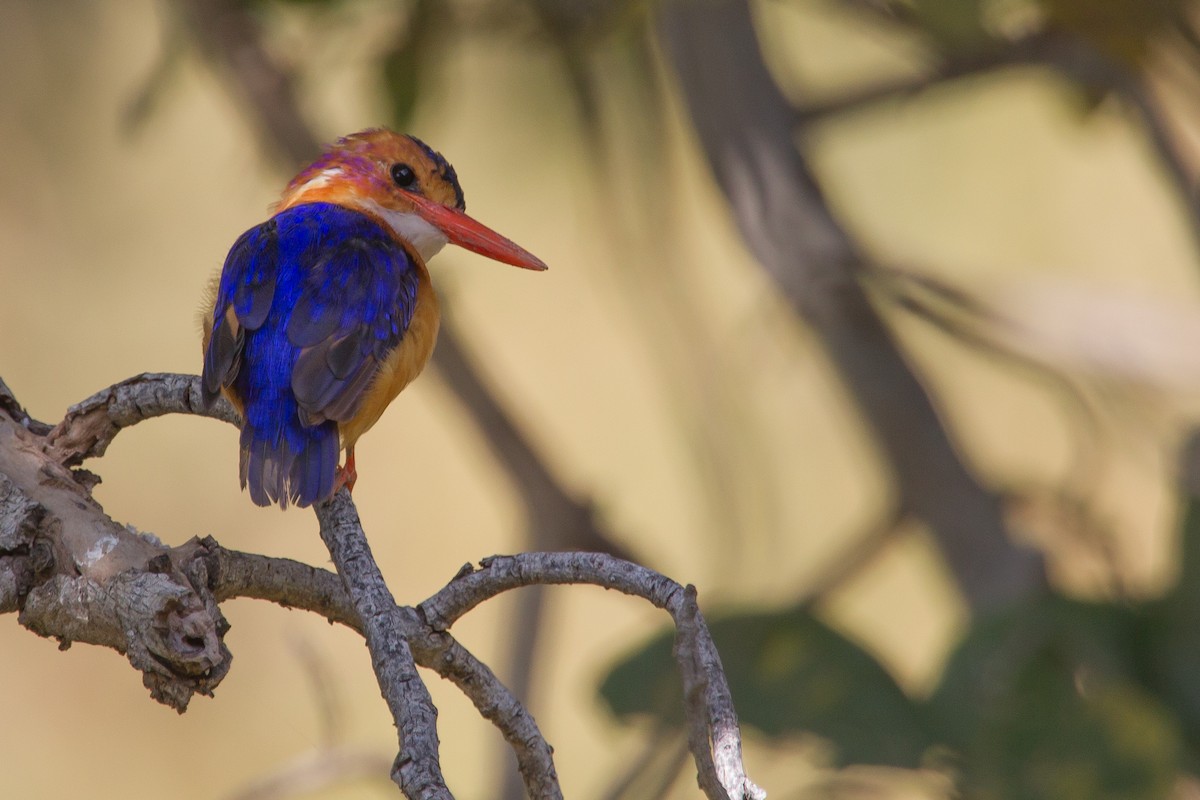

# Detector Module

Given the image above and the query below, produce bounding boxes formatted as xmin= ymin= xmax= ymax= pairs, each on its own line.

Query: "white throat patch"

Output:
xmin=354 ymin=198 xmax=448 ymax=262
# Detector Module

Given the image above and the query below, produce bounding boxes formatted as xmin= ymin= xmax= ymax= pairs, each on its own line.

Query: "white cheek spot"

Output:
xmin=355 ymin=199 xmax=448 ymax=262
xmin=295 ymin=167 xmax=343 ymax=194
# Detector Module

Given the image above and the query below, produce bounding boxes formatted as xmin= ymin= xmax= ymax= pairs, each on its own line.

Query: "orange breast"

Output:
xmin=336 ymin=264 xmax=440 ymax=450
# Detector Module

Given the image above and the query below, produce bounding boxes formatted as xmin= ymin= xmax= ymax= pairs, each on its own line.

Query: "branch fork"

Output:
xmin=0 ymin=372 xmax=763 ymax=799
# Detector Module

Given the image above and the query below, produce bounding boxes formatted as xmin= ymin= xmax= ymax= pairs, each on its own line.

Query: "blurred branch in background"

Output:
xmin=862 ymin=265 xmax=1139 ymax=593
xmin=818 ymin=0 xmax=1200 ymax=249
xmin=528 ymin=0 xmax=792 ymax=579
xmin=603 ymin=0 xmax=1200 ymax=797
xmin=658 ymin=0 xmax=1046 ymax=611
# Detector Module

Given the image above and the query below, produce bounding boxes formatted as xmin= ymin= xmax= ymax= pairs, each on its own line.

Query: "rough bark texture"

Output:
xmin=1 ymin=373 xmax=758 ymax=798
xmin=315 ymin=494 xmax=452 ymax=799
xmin=0 ymin=378 xmax=231 ymax=711
xmin=419 ymin=553 xmax=764 ymax=799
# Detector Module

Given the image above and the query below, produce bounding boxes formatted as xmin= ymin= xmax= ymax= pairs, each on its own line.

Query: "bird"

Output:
xmin=200 ymin=128 xmax=547 ymax=509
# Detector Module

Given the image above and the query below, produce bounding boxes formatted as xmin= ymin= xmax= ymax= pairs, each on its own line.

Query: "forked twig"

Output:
xmin=3 ymin=372 xmax=762 ymax=798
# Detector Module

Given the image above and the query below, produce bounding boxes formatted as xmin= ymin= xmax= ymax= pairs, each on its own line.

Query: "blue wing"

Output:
xmin=202 ymin=203 xmax=419 ymax=508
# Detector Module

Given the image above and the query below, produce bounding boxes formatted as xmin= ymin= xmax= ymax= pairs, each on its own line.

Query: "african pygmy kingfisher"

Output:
xmin=201 ymin=129 xmax=547 ymax=508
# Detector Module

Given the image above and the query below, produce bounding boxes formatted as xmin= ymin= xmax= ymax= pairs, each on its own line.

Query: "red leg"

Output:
xmin=334 ymin=447 xmax=358 ymax=495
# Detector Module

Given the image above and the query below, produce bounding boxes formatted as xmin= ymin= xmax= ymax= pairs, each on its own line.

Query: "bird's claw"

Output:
xmin=334 ymin=450 xmax=358 ymax=495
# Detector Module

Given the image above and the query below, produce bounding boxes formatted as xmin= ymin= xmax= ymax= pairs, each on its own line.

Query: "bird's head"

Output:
xmin=279 ymin=128 xmax=547 ymax=271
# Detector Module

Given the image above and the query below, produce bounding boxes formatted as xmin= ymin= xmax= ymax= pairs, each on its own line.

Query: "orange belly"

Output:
xmin=338 ymin=271 xmax=440 ymax=450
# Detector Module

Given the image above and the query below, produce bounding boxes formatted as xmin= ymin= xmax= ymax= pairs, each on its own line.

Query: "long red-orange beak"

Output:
xmin=404 ymin=191 xmax=548 ymax=271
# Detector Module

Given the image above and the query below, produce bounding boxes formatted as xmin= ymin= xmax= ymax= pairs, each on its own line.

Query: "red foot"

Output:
xmin=333 ymin=448 xmax=358 ymax=495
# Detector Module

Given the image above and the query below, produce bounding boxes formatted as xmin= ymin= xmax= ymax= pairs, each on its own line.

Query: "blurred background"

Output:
xmin=4 ymin=0 xmax=1200 ymax=797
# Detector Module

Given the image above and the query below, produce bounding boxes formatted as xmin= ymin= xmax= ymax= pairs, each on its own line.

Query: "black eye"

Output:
xmin=390 ymin=163 xmax=417 ymax=188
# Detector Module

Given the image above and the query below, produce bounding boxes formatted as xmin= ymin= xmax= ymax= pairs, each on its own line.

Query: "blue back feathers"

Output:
xmin=202 ymin=203 xmax=419 ymax=508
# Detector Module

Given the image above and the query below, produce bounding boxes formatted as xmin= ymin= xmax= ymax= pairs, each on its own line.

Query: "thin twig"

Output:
xmin=408 ymin=625 xmax=564 ymax=800
xmin=793 ymin=36 xmax=1051 ymax=125
xmin=315 ymin=493 xmax=452 ymax=799
xmin=418 ymin=553 xmax=764 ymax=800
xmin=420 ymin=552 xmax=680 ymax=627
xmin=6 ymin=371 xmax=758 ymax=797
xmin=208 ymin=541 xmax=360 ymax=631
xmin=47 ymin=372 xmax=238 ymax=464
xmin=498 ymin=582 xmax=547 ymax=800
xmin=36 ymin=372 xmax=566 ymax=799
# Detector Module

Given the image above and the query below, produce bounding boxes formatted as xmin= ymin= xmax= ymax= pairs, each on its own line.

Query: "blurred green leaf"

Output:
xmin=600 ymin=605 xmax=932 ymax=767
xmin=600 ymin=627 xmax=681 ymax=723
xmin=1145 ymin=496 xmax=1200 ymax=751
xmin=909 ymin=0 xmax=994 ymax=51
xmin=121 ymin=28 xmax=186 ymax=137
xmin=928 ymin=596 xmax=1143 ymax=745
xmin=380 ymin=0 xmax=437 ymax=132
xmin=1036 ymin=0 xmax=1184 ymax=68
xmin=237 ymin=0 xmax=342 ymax=8
xmin=971 ymin=662 xmax=1179 ymax=799
xmin=929 ymin=595 xmax=1180 ymax=799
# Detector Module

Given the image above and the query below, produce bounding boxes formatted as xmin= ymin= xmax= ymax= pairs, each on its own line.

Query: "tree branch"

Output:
xmin=314 ymin=493 xmax=451 ymax=798
xmin=657 ymin=0 xmax=1046 ymax=612
xmin=6 ymin=369 xmax=763 ymax=797
xmin=2 ymin=374 xmax=636 ymax=799
xmin=407 ymin=620 xmax=562 ymax=799
xmin=0 ymin=379 xmax=231 ymax=712
xmin=419 ymin=552 xmax=764 ymax=799
xmin=675 ymin=586 xmax=761 ymax=800
xmin=47 ymin=371 xmax=239 ymax=465
xmin=208 ymin=542 xmax=361 ymax=631
xmin=27 ymin=372 xmax=562 ymax=798
xmin=204 ymin=536 xmax=565 ymax=799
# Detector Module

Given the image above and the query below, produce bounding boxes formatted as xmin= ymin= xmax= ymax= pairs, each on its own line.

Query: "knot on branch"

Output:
xmin=19 ymin=559 xmax=233 ymax=712
xmin=137 ymin=571 xmax=231 ymax=709
xmin=0 ymin=392 xmax=234 ymax=713
xmin=3 ymin=372 xmax=764 ymax=796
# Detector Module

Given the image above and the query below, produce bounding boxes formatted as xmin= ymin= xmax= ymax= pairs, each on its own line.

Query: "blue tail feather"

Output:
xmin=239 ymin=396 xmax=339 ymax=509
